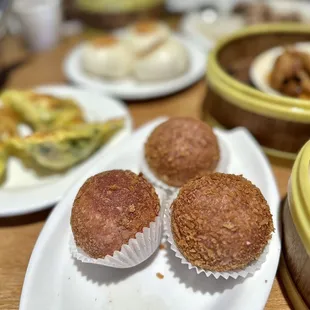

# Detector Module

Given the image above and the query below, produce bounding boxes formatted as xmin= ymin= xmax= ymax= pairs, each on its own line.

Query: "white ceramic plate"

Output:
xmin=250 ymin=42 xmax=310 ymax=96
xmin=181 ymin=13 xmax=244 ymax=52
xmin=63 ymin=35 xmax=206 ymax=100
xmin=0 ymin=85 xmax=132 ymax=217
xmin=20 ymin=118 xmax=281 ymax=310
xmin=181 ymin=1 xmax=310 ymax=53
xmin=267 ymin=0 xmax=310 ymax=22
xmin=166 ymin=0 xmax=234 ymax=13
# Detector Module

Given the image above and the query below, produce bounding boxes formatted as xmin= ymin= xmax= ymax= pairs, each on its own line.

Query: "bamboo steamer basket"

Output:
xmin=204 ymin=24 xmax=310 ymax=161
xmin=74 ymin=0 xmax=165 ymax=29
xmin=280 ymin=140 xmax=310 ymax=309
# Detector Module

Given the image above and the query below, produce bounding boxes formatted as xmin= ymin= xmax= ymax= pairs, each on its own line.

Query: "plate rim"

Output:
xmin=0 ymin=84 xmax=132 ymax=217
xmin=20 ymin=118 xmax=281 ymax=310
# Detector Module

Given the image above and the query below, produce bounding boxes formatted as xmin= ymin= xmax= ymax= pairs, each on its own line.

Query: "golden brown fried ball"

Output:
xmin=71 ymin=170 xmax=160 ymax=258
xmin=145 ymin=117 xmax=220 ymax=187
xmin=171 ymin=173 xmax=274 ymax=272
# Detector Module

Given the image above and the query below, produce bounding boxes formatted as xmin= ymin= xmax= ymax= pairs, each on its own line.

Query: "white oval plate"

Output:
xmin=0 ymin=85 xmax=132 ymax=217
xmin=20 ymin=118 xmax=281 ymax=310
xmin=63 ymin=36 xmax=206 ymax=100
xmin=250 ymin=42 xmax=310 ymax=96
xmin=180 ymin=0 xmax=310 ymax=54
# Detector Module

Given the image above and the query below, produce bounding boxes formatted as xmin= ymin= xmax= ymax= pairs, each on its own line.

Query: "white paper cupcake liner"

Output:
xmin=70 ymin=188 xmax=166 ymax=268
xmin=70 ymin=215 xmax=162 ymax=268
xmin=164 ymin=192 xmax=269 ymax=280
xmin=140 ymin=152 xmax=179 ymax=194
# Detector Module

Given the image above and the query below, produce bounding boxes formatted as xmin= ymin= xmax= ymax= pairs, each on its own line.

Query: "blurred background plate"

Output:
xmin=180 ymin=0 xmax=310 ymax=52
xmin=181 ymin=13 xmax=243 ymax=52
xmin=0 ymin=85 xmax=132 ymax=217
xmin=64 ymin=35 xmax=206 ymax=100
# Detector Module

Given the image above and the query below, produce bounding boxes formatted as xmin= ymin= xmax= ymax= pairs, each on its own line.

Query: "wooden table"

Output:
xmin=0 ymin=35 xmax=292 ymax=310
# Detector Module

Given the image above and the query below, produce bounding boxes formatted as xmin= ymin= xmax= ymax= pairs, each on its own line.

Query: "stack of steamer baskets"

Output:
xmin=204 ymin=24 xmax=310 ymax=161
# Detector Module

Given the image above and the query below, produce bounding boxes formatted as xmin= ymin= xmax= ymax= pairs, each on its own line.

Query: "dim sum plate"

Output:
xmin=20 ymin=118 xmax=281 ymax=310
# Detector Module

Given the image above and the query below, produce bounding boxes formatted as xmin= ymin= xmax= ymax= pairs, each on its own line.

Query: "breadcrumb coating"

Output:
xmin=171 ymin=173 xmax=274 ymax=272
xmin=145 ymin=117 xmax=219 ymax=187
xmin=71 ymin=170 xmax=160 ymax=258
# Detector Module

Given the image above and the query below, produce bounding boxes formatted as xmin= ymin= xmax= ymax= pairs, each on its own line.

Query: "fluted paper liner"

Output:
xmin=164 ymin=192 xmax=270 ymax=280
xmin=141 ymin=134 xmax=230 ymax=194
xmin=70 ymin=189 xmax=166 ymax=268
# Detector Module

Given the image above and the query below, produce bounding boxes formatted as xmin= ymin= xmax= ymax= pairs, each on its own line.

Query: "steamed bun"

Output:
xmin=133 ymin=38 xmax=189 ymax=81
xmin=82 ymin=35 xmax=134 ymax=79
xmin=125 ymin=21 xmax=171 ymax=56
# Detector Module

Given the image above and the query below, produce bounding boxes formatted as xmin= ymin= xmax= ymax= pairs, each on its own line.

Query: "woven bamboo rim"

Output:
xmin=279 ymin=254 xmax=309 ymax=310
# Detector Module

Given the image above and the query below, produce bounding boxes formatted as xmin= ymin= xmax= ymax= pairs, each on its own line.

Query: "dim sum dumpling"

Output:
xmin=1 ymin=90 xmax=84 ymax=131
xmin=8 ymin=118 xmax=124 ymax=171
